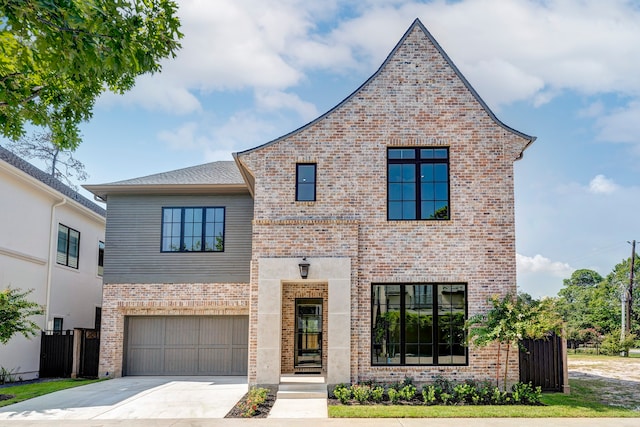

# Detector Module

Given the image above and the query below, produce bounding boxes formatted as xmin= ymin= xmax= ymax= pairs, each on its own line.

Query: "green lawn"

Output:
xmin=328 ymin=378 xmax=639 ymax=418
xmin=0 ymin=379 xmax=101 ymax=408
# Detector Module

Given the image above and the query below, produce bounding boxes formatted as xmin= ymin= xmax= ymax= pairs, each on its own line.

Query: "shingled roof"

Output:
xmin=0 ymin=145 xmax=106 ymax=217
xmin=84 ymin=160 xmax=247 ymax=200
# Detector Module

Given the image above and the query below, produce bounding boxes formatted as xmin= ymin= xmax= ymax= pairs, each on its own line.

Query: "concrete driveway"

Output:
xmin=0 ymin=376 xmax=247 ymax=420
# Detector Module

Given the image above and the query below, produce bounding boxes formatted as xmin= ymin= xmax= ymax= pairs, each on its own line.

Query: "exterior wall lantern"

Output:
xmin=298 ymin=257 xmax=310 ymax=279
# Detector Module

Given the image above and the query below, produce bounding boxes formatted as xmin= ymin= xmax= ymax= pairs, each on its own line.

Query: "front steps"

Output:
xmin=276 ymin=375 xmax=327 ymax=399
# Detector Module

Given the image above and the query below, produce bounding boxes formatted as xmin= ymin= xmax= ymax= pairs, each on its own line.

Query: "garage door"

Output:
xmin=125 ymin=316 xmax=248 ymax=376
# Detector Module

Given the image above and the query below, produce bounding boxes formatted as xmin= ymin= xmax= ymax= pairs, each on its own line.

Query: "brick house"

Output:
xmin=86 ymin=18 xmax=534 ymax=387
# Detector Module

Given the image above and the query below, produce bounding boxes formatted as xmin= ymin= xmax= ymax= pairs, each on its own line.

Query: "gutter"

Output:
xmin=45 ymin=198 xmax=66 ymax=330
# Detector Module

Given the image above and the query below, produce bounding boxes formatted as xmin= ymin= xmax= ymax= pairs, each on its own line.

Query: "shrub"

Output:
xmin=511 ymin=382 xmax=542 ymax=405
xmin=352 ymin=384 xmax=372 ymax=404
xmin=398 ymin=384 xmax=417 ymax=401
xmin=421 ymin=385 xmax=437 ymax=405
xmin=453 ymin=382 xmax=478 ymax=404
xmin=238 ymin=387 xmax=268 ymax=417
xmin=371 ymin=385 xmax=385 ymax=403
xmin=387 ymin=387 xmax=400 ymax=404
xmin=333 ymin=384 xmax=352 ymax=404
xmin=601 ymin=330 xmax=637 ymax=356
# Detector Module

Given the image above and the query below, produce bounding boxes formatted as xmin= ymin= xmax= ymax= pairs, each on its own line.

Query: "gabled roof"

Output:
xmin=84 ymin=160 xmax=247 ymax=200
xmin=235 ymin=18 xmax=535 ymax=159
xmin=0 ymin=145 xmax=106 ymax=217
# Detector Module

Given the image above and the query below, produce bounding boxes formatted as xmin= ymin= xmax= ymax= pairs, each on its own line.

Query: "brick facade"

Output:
xmin=236 ymin=21 xmax=532 ymax=387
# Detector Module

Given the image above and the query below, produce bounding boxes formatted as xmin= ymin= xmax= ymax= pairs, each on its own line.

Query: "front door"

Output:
xmin=294 ymin=299 xmax=322 ymax=368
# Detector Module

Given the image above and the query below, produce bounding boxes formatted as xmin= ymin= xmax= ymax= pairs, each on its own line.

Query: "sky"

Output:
xmin=6 ymin=0 xmax=640 ymax=298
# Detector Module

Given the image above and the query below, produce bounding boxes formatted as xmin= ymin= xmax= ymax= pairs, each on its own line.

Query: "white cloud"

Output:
xmin=588 ymin=174 xmax=619 ymax=194
xmin=98 ymin=0 xmax=640 ymax=124
xmin=516 ymin=253 xmax=574 ymax=278
xmin=595 ymin=101 xmax=640 ymax=144
xmin=255 ymin=90 xmax=319 ymax=121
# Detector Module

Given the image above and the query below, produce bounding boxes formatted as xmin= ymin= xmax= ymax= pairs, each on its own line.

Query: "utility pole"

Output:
xmin=628 ymin=240 xmax=636 ymax=333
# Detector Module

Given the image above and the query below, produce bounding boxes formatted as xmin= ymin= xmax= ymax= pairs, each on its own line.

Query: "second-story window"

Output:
xmin=57 ymin=224 xmax=80 ymax=268
xmin=97 ymin=241 xmax=105 ymax=276
xmin=161 ymin=207 xmax=225 ymax=252
xmin=296 ymin=163 xmax=316 ymax=201
xmin=387 ymin=147 xmax=449 ymax=220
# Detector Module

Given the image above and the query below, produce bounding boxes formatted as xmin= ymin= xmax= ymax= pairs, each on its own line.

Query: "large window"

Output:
xmin=296 ymin=163 xmax=316 ymax=201
xmin=161 ymin=207 xmax=225 ymax=252
xmin=57 ymin=224 xmax=80 ymax=268
xmin=371 ymin=283 xmax=467 ymax=366
xmin=387 ymin=147 xmax=449 ymax=220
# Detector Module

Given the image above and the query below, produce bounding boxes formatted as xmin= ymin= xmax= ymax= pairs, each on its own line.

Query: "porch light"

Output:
xmin=298 ymin=257 xmax=310 ymax=279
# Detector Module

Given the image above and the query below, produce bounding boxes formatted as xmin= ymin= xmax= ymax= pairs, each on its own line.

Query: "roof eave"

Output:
xmin=83 ymin=183 xmax=249 ymax=200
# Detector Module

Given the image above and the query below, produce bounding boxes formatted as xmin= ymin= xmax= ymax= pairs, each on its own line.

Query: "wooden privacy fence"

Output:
xmin=39 ymin=330 xmax=74 ymax=378
xmin=519 ymin=333 xmax=569 ymax=393
xmin=39 ymin=329 xmax=100 ymax=378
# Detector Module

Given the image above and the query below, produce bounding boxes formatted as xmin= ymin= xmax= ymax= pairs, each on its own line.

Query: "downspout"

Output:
xmin=45 ymin=198 xmax=66 ymax=330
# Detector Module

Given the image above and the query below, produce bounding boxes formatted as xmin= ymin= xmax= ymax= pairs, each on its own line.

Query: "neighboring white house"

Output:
xmin=0 ymin=146 xmax=105 ymax=380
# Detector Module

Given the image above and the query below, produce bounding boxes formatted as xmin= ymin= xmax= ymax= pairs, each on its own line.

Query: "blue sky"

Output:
xmin=10 ymin=0 xmax=640 ymax=298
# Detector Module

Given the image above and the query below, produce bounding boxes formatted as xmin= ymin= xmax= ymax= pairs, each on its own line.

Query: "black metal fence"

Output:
xmin=39 ymin=330 xmax=74 ymax=378
xmin=519 ymin=333 xmax=566 ymax=392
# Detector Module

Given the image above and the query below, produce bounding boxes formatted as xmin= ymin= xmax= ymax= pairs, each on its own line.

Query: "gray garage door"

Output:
xmin=125 ymin=316 xmax=248 ymax=376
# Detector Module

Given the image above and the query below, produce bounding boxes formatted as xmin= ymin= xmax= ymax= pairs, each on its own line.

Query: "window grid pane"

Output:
xmin=56 ymin=224 xmax=80 ymax=269
xmin=388 ymin=147 xmax=449 ymax=220
xmin=372 ymin=283 xmax=466 ymax=366
xmin=161 ymin=207 xmax=224 ymax=252
xmin=296 ymin=164 xmax=316 ymax=201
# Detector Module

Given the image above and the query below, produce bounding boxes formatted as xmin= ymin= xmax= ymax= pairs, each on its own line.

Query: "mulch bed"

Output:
xmin=225 ymin=386 xmax=277 ymax=418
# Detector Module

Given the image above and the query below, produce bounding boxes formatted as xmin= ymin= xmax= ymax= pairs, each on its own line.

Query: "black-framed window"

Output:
xmin=296 ymin=163 xmax=316 ymax=201
xmin=371 ymin=283 xmax=467 ymax=366
xmin=53 ymin=317 xmax=63 ymax=334
xmin=57 ymin=224 xmax=80 ymax=268
xmin=97 ymin=241 xmax=105 ymax=276
xmin=388 ymin=147 xmax=449 ymax=220
xmin=161 ymin=207 xmax=225 ymax=252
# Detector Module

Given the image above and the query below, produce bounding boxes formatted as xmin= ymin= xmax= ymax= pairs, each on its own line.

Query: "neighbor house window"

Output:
xmin=296 ymin=163 xmax=316 ymax=201
xmin=371 ymin=283 xmax=467 ymax=366
xmin=387 ymin=147 xmax=449 ymax=220
xmin=97 ymin=241 xmax=105 ymax=276
xmin=161 ymin=207 xmax=225 ymax=252
xmin=53 ymin=317 xmax=63 ymax=333
xmin=57 ymin=224 xmax=80 ymax=268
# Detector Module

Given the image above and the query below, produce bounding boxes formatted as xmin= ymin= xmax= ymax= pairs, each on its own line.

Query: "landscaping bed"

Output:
xmin=225 ymin=386 xmax=277 ymax=418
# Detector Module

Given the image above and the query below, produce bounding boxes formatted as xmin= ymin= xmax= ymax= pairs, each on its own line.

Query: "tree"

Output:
xmin=4 ymin=132 xmax=87 ymax=189
xmin=466 ymin=293 xmax=562 ymax=391
xmin=556 ymin=269 xmax=604 ymax=332
xmin=0 ymin=0 xmax=182 ymax=149
xmin=0 ymin=287 xmax=44 ymax=344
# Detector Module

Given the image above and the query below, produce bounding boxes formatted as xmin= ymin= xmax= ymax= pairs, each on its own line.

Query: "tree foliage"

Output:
xmin=0 ymin=287 xmax=44 ymax=344
xmin=466 ymin=293 xmax=561 ymax=391
xmin=0 ymin=0 xmax=182 ymax=149
xmin=4 ymin=132 xmax=87 ymax=189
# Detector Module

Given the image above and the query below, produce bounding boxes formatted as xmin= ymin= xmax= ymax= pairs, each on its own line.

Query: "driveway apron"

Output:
xmin=0 ymin=376 xmax=247 ymax=420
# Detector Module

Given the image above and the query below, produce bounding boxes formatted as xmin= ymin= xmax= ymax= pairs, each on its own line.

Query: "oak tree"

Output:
xmin=0 ymin=0 xmax=182 ymax=149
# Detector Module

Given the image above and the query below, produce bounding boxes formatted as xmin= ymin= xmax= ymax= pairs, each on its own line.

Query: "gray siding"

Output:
xmin=104 ymin=193 xmax=252 ymax=284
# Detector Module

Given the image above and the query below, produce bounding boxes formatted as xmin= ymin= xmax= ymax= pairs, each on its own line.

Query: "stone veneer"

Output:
xmin=236 ymin=22 xmax=529 ymax=387
xmin=99 ymin=282 xmax=249 ymax=377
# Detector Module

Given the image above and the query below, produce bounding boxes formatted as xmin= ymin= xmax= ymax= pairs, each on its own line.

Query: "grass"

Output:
xmin=328 ymin=379 xmax=639 ymax=418
xmin=0 ymin=378 xmax=101 ymax=408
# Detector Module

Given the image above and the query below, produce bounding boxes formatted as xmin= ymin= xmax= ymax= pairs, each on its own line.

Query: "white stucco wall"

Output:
xmin=0 ymin=161 xmax=105 ymax=380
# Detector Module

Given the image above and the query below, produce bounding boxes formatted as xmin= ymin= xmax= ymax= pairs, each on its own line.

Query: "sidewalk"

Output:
xmin=1 ymin=418 xmax=640 ymax=427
